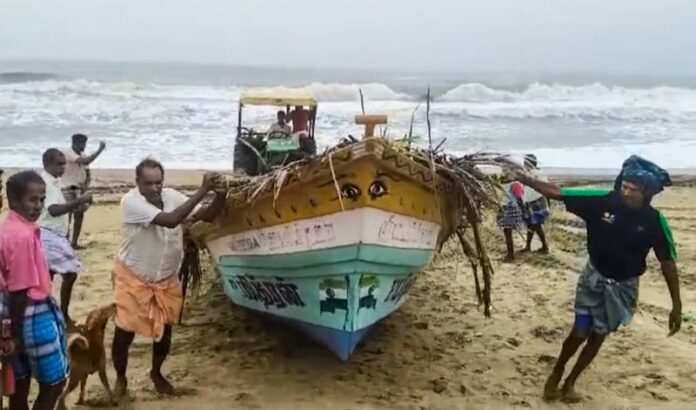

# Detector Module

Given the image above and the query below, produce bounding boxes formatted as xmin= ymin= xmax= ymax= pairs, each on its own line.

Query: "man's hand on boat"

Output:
xmin=202 ymin=172 xmax=226 ymax=195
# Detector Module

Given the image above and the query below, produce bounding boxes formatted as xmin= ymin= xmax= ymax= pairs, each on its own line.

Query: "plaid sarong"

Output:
xmin=40 ymin=227 xmax=81 ymax=274
xmin=0 ymin=293 xmax=69 ymax=385
xmin=497 ymin=201 xmax=526 ymax=229
xmin=526 ymin=197 xmax=550 ymax=225
xmin=574 ymin=262 xmax=639 ymax=335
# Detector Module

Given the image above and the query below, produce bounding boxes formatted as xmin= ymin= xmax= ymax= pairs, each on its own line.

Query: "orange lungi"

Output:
xmin=112 ymin=257 xmax=182 ymax=341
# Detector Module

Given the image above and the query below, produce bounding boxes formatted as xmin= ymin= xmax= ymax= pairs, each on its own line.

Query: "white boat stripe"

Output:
xmin=207 ymin=208 xmax=440 ymax=259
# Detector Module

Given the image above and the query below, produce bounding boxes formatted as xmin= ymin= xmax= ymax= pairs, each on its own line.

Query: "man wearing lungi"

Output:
xmin=112 ymin=159 xmax=226 ymax=396
xmin=520 ymin=154 xmax=550 ymax=254
xmin=517 ymin=155 xmax=682 ymax=402
xmin=0 ymin=171 xmax=70 ymax=410
xmin=61 ymin=133 xmax=106 ymax=249
xmin=39 ymin=149 xmax=93 ymax=326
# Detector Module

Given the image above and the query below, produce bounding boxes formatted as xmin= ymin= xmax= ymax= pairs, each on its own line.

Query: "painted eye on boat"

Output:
xmin=368 ymin=180 xmax=388 ymax=199
xmin=340 ymin=184 xmax=361 ymax=201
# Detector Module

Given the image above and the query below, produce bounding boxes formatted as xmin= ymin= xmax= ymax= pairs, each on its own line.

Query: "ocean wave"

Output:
xmin=305 ymin=82 xmax=411 ymax=102
xmin=0 ymin=71 xmax=62 ymax=83
xmin=0 ymin=79 xmax=410 ymax=102
xmin=439 ymin=81 xmax=696 ymax=103
xmin=3 ymin=78 xmax=696 ymax=124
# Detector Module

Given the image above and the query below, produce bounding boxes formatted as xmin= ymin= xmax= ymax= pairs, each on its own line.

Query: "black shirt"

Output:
xmin=561 ymin=188 xmax=676 ymax=281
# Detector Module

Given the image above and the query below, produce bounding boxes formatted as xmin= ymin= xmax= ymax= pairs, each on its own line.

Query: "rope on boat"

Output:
xmin=328 ymin=150 xmax=345 ymax=212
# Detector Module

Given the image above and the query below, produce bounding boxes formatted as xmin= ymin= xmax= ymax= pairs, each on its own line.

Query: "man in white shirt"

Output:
xmin=62 ymin=133 xmax=106 ymax=249
xmin=39 ymin=148 xmax=93 ymax=324
xmin=111 ymin=158 xmax=226 ymax=397
xmin=268 ymin=110 xmax=291 ymax=136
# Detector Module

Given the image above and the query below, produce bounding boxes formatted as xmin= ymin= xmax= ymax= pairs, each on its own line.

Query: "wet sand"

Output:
xmin=12 ymin=169 xmax=696 ymax=410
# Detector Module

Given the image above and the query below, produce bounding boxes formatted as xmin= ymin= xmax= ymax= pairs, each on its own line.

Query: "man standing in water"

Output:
xmin=111 ymin=159 xmax=226 ymax=396
xmin=517 ymin=155 xmax=681 ymax=402
xmin=62 ymin=133 xmax=106 ymax=249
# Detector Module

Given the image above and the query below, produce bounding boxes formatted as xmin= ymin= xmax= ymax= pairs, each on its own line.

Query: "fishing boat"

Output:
xmin=191 ymin=88 xmax=492 ymax=360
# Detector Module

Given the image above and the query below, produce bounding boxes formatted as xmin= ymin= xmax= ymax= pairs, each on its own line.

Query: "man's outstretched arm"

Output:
xmin=516 ymin=172 xmax=563 ymax=200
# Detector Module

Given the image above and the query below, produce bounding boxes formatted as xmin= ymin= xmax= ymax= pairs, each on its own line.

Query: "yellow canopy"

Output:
xmin=239 ymin=88 xmax=318 ymax=107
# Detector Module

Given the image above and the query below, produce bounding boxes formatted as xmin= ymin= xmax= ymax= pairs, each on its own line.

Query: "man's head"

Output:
xmin=619 ymin=180 xmax=646 ymax=208
xmin=42 ymin=148 xmax=67 ymax=178
xmin=136 ymin=158 xmax=165 ymax=204
xmin=7 ymin=170 xmax=46 ymax=221
xmin=72 ymin=133 xmax=88 ymax=154
xmin=615 ymin=155 xmax=672 ymax=208
xmin=295 ymin=105 xmax=303 ymax=111
xmin=277 ymin=110 xmax=287 ymax=125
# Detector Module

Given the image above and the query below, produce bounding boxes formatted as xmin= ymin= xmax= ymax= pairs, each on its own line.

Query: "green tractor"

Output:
xmin=233 ymin=89 xmax=318 ymax=176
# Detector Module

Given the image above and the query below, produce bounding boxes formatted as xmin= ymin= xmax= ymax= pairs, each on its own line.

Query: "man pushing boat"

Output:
xmin=516 ymin=155 xmax=682 ymax=402
xmin=111 ymin=158 xmax=227 ymax=396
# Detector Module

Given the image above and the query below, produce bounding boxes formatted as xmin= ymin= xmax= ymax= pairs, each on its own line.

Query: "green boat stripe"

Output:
xmin=659 ymin=212 xmax=677 ymax=260
xmin=560 ymin=187 xmax=612 ymax=197
xmin=218 ymin=243 xmax=433 ymax=270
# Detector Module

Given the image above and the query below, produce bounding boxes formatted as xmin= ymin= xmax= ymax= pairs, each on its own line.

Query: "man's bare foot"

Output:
xmin=503 ymin=254 xmax=515 ymax=263
xmin=520 ymin=248 xmax=531 ymax=254
xmin=543 ymin=370 xmax=563 ymax=402
xmin=150 ymin=370 xmax=175 ymax=395
xmin=535 ymin=247 xmax=550 ymax=254
xmin=114 ymin=376 xmax=128 ymax=397
xmin=561 ymin=382 xmax=582 ymax=403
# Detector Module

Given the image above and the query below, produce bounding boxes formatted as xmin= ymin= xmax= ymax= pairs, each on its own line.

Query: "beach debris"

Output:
xmin=531 ymin=325 xmax=563 ymax=342
xmin=682 ymin=310 xmax=693 ymax=323
xmin=648 ymin=390 xmax=669 ymax=401
xmin=414 ymin=322 xmax=429 ymax=330
xmin=537 ymin=354 xmax=557 ymax=364
xmin=459 ymin=384 xmax=468 ymax=395
xmin=430 ymin=377 xmax=449 ymax=394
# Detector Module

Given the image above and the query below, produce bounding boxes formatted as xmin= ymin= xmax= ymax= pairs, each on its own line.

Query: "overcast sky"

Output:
xmin=2 ymin=0 xmax=696 ymax=73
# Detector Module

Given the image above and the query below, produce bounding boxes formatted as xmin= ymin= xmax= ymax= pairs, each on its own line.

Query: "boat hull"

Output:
xmin=210 ymin=207 xmax=436 ymax=359
xmin=195 ymin=138 xmax=460 ymax=359
xmin=220 ymin=264 xmax=420 ymax=360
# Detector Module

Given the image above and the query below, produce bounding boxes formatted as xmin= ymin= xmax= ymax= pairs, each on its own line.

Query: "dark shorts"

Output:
xmin=62 ymin=187 xmax=90 ymax=214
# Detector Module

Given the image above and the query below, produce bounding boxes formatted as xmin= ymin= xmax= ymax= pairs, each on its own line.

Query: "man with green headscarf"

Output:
xmin=516 ymin=155 xmax=682 ymax=403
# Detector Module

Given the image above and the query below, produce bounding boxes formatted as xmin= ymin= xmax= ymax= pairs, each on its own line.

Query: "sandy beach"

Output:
xmin=8 ymin=169 xmax=696 ymax=410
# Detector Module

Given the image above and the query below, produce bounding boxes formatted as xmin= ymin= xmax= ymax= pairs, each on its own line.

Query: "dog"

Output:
xmin=57 ymin=303 xmax=117 ymax=410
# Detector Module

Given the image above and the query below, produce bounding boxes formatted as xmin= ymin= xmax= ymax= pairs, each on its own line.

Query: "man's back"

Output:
xmin=288 ymin=109 xmax=309 ymax=132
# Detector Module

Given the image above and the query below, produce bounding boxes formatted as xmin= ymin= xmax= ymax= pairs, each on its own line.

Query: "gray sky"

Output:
xmin=2 ymin=0 xmax=696 ymax=73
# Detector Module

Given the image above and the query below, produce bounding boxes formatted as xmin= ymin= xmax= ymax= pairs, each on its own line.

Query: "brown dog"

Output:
xmin=58 ymin=303 xmax=117 ymax=410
